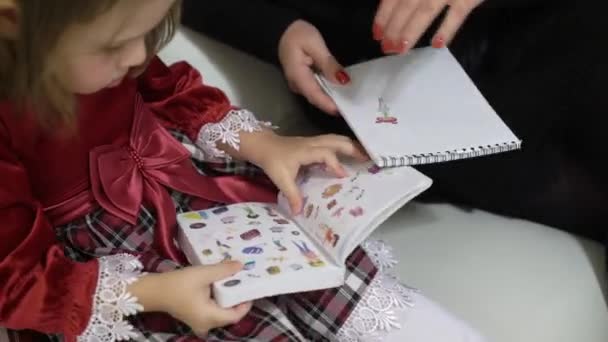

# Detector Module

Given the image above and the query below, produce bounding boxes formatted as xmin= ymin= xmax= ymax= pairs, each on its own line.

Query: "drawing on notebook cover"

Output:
xmin=375 ymin=96 xmax=398 ymax=124
xmin=368 ymin=164 xmax=382 ymax=174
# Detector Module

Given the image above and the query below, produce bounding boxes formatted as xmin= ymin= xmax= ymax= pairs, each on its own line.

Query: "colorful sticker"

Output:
xmin=266 ymin=266 xmax=281 ymax=275
xmin=242 ymin=246 xmax=264 ymax=255
xmin=223 ymin=279 xmax=241 ymax=287
xmin=182 ymin=212 xmax=203 ymax=220
xmin=240 ymin=229 xmax=261 ymax=241
xmin=212 ymin=206 xmax=229 ymax=215
xmin=189 ymin=222 xmax=206 ymax=229
xmin=349 ymin=207 xmax=364 ymax=217
xmin=243 ymin=260 xmax=256 ymax=270
xmin=244 ymin=207 xmax=260 ymax=219
xmin=322 ymin=184 xmax=343 ymax=198
xmin=221 ymin=251 xmax=232 ymax=261
xmin=270 ymin=226 xmax=285 ymax=233
xmin=202 ymin=249 xmax=213 ymax=256
xmin=331 ymin=207 xmax=345 ymax=218
xmin=267 ymin=256 xmax=287 ymax=263
xmin=216 ymin=240 xmax=232 ymax=261
xmin=221 ymin=216 xmax=237 ymax=224
xmin=305 ymin=203 xmax=314 ymax=218
xmin=320 ymin=224 xmax=340 ymax=247
xmin=292 ymin=240 xmax=325 ymax=267
xmin=216 ymin=240 xmax=231 ymax=249
xmin=289 ymin=264 xmax=303 ymax=271
xmin=274 ymin=219 xmax=290 ymax=225
xmin=375 ymin=97 xmax=398 ymax=124
xmin=273 ymin=239 xmax=288 ymax=252
xmin=327 ymin=199 xmax=337 ymax=210
xmin=264 ymin=206 xmax=278 ymax=217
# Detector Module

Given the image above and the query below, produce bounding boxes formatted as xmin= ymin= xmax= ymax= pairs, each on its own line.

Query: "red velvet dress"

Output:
xmin=0 ymin=57 xmax=384 ymax=342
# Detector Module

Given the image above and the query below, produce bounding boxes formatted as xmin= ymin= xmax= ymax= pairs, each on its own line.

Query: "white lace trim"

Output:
xmin=337 ymin=240 xmax=418 ymax=342
xmin=197 ymin=109 xmax=273 ymax=161
xmin=78 ymin=254 xmax=145 ymax=342
xmin=362 ymin=240 xmax=398 ymax=272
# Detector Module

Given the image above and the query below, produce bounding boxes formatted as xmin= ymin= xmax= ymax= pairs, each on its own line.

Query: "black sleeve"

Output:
xmin=479 ymin=0 xmax=559 ymax=9
xmin=181 ymin=0 xmax=301 ymax=65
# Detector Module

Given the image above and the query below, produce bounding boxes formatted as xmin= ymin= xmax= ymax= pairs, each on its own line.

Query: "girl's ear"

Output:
xmin=0 ymin=0 xmax=18 ymax=39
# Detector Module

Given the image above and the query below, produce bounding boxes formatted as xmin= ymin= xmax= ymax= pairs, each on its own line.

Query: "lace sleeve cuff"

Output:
xmin=78 ymin=254 xmax=145 ymax=342
xmin=196 ymin=109 xmax=273 ymax=161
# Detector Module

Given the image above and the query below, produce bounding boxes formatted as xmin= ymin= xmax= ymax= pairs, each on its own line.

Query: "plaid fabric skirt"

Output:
xmin=2 ymin=131 xmax=391 ymax=342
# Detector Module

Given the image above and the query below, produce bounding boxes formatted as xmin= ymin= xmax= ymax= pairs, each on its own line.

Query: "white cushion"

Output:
xmin=159 ymin=27 xmax=608 ymax=342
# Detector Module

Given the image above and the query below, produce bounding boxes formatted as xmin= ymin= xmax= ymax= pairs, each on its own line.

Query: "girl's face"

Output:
xmin=52 ymin=0 xmax=176 ymax=94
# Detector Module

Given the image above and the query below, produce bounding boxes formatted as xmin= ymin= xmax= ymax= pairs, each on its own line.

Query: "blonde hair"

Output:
xmin=0 ymin=0 xmax=181 ymax=128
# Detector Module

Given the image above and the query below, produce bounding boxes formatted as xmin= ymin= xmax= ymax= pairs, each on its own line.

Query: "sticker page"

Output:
xmin=278 ymin=162 xmax=432 ymax=262
xmin=178 ymin=203 xmax=335 ymax=292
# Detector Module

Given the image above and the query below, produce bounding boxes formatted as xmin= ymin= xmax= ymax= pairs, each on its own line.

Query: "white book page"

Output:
xmin=318 ymin=47 xmax=520 ymax=162
xmin=278 ymin=162 xmax=432 ymax=263
xmin=177 ymin=203 xmax=340 ymax=304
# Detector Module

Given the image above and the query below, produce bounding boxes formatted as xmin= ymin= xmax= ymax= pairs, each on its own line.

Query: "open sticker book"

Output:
xmin=177 ymin=161 xmax=432 ymax=308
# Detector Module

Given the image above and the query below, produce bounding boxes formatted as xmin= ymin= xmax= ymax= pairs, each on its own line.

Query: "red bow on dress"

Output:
xmin=89 ymin=95 xmax=276 ymax=262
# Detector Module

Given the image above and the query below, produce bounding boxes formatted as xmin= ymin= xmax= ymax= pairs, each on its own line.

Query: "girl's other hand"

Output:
xmin=128 ymin=261 xmax=251 ymax=337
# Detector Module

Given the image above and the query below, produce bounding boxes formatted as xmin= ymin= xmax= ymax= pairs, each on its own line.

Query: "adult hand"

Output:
xmin=373 ymin=0 xmax=484 ymax=54
xmin=278 ymin=19 xmax=351 ymax=115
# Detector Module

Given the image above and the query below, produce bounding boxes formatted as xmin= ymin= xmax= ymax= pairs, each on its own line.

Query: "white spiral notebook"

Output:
xmin=316 ymin=47 xmax=522 ymax=168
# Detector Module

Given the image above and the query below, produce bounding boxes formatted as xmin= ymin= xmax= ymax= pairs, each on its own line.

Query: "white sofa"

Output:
xmin=159 ymin=27 xmax=608 ymax=342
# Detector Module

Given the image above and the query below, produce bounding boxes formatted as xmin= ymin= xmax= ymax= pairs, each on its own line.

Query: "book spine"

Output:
xmin=378 ymin=140 xmax=522 ymax=167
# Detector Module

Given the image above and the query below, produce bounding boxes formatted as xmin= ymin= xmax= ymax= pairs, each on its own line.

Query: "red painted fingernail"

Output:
xmin=382 ymin=40 xmax=408 ymax=54
xmin=381 ymin=40 xmax=394 ymax=53
xmin=335 ymin=70 xmax=351 ymax=85
xmin=432 ymin=36 xmax=445 ymax=48
xmin=397 ymin=40 xmax=409 ymax=54
xmin=372 ymin=23 xmax=383 ymax=41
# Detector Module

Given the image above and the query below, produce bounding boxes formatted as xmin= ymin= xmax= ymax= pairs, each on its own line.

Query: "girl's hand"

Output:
xmin=373 ymin=0 xmax=484 ymax=54
xmin=128 ymin=261 xmax=251 ymax=337
xmin=244 ymin=132 xmax=369 ymax=214
xmin=278 ymin=19 xmax=351 ymax=115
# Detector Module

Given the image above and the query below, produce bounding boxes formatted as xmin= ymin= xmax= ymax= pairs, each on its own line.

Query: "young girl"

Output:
xmin=0 ymin=1 xmax=485 ymax=341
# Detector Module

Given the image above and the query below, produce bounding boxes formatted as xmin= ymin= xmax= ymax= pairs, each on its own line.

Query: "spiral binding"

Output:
xmin=377 ymin=140 xmax=522 ymax=168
